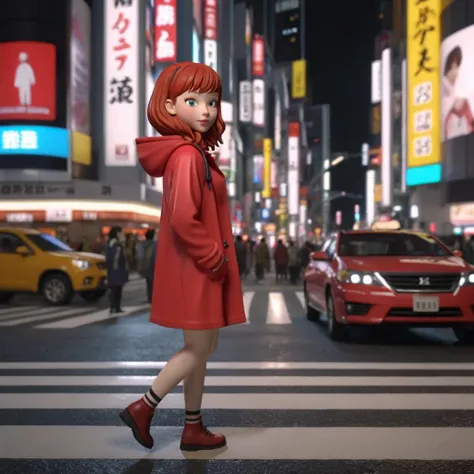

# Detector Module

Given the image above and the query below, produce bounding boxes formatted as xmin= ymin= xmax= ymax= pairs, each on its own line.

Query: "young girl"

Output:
xmin=119 ymin=62 xmax=246 ymax=451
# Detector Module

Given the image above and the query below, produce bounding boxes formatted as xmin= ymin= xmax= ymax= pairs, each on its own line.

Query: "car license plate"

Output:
xmin=413 ymin=295 xmax=439 ymax=312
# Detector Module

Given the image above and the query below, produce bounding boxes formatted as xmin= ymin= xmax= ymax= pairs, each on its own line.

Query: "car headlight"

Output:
xmin=337 ymin=270 xmax=383 ymax=286
xmin=458 ymin=272 xmax=474 ymax=287
xmin=72 ymin=259 xmax=91 ymax=270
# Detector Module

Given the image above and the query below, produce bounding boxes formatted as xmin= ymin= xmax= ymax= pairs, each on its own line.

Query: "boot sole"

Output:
xmin=180 ymin=439 xmax=227 ymax=452
xmin=119 ymin=409 xmax=153 ymax=450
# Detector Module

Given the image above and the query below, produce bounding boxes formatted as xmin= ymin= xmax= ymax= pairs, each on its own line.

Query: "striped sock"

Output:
xmin=143 ymin=388 xmax=161 ymax=409
xmin=185 ymin=409 xmax=202 ymax=425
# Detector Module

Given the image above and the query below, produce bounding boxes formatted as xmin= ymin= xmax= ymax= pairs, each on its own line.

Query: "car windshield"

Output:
xmin=26 ymin=233 xmax=73 ymax=252
xmin=338 ymin=233 xmax=451 ymax=257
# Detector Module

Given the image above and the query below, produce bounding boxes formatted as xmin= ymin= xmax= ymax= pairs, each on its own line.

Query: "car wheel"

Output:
xmin=79 ymin=289 xmax=107 ymax=303
xmin=41 ymin=273 xmax=73 ymax=305
xmin=0 ymin=292 xmax=14 ymax=304
xmin=452 ymin=325 xmax=474 ymax=344
xmin=326 ymin=291 xmax=348 ymax=342
xmin=304 ymin=286 xmax=320 ymax=321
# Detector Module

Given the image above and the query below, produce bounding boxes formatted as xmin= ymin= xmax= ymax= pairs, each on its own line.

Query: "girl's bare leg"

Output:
xmin=145 ymin=328 xmax=218 ymax=404
xmin=183 ymin=330 xmax=219 ymax=422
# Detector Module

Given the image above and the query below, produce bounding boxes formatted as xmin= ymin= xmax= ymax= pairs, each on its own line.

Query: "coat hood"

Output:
xmin=136 ymin=136 xmax=193 ymax=178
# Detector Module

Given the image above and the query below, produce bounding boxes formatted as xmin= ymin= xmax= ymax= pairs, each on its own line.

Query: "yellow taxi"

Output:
xmin=0 ymin=227 xmax=107 ymax=305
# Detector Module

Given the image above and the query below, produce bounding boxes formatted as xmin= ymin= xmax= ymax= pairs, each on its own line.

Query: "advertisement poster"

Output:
xmin=0 ymin=41 xmax=56 ymax=121
xmin=104 ymin=0 xmax=140 ymax=166
xmin=441 ymin=24 xmax=474 ymax=142
xmin=406 ymin=0 xmax=441 ymax=170
xmin=70 ymin=0 xmax=91 ymax=134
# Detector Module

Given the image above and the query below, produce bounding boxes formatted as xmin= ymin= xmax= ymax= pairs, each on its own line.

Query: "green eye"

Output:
xmin=209 ymin=100 xmax=218 ymax=107
xmin=185 ymin=99 xmax=197 ymax=107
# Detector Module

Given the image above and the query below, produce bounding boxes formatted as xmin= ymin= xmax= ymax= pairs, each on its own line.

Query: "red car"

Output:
xmin=303 ymin=230 xmax=474 ymax=343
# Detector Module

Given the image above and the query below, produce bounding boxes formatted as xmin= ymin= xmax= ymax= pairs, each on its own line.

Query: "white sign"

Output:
xmin=46 ymin=209 xmax=73 ymax=222
xmin=288 ymin=135 xmax=299 ymax=215
xmin=1 ymin=130 xmax=38 ymax=150
xmin=104 ymin=0 xmax=140 ymax=166
xmin=252 ymin=79 xmax=265 ymax=126
xmin=371 ymin=60 xmax=381 ymax=104
xmin=274 ymin=95 xmax=281 ymax=150
xmin=204 ymin=39 xmax=218 ymax=72
xmin=6 ymin=213 xmax=34 ymax=223
xmin=239 ymin=81 xmax=252 ymax=122
xmin=450 ymin=203 xmax=474 ymax=225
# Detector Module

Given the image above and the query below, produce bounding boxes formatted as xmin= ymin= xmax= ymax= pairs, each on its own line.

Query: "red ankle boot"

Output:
xmin=119 ymin=398 xmax=155 ymax=449
xmin=180 ymin=421 xmax=227 ymax=451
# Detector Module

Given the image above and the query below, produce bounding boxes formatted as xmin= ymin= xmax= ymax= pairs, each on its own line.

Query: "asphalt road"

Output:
xmin=0 ymin=276 xmax=474 ymax=473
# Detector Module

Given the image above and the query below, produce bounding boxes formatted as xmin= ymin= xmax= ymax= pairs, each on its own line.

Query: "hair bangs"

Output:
xmin=169 ymin=63 xmax=221 ymax=100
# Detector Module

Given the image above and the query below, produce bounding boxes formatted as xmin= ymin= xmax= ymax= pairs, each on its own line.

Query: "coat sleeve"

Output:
xmin=167 ymin=145 xmax=223 ymax=271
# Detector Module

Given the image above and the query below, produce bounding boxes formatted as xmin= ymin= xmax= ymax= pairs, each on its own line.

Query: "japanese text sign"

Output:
xmin=252 ymin=35 xmax=265 ymax=77
xmin=407 ymin=0 xmax=441 ymax=169
xmin=204 ymin=0 xmax=218 ymax=40
xmin=154 ymin=0 xmax=177 ymax=62
xmin=104 ymin=0 xmax=139 ymax=166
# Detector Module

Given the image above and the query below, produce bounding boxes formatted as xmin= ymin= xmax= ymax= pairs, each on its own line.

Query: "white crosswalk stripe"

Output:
xmin=0 ymin=290 xmax=307 ymax=329
xmin=0 ymin=361 xmax=474 ymax=466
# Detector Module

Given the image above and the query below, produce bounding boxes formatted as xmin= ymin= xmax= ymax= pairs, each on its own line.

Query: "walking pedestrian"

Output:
xmin=119 ymin=62 xmax=246 ymax=452
xmin=105 ymin=226 xmax=129 ymax=314
xmin=136 ymin=229 xmax=157 ymax=303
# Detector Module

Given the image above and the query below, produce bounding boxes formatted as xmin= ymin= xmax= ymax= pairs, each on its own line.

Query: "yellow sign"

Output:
xmin=291 ymin=59 xmax=306 ymax=99
xmin=374 ymin=184 xmax=382 ymax=203
xmin=407 ymin=0 xmax=441 ymax=168
xmin=262 ymin=138 xmax=272 ymax=198
xmin=371 ymin=105 xmax=381 ymax=135
xmin=71 ymin=132 xmax=92 ymax=166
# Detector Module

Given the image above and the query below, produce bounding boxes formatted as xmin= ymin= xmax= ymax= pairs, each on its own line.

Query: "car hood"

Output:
xmin=341 ymin=256 xmax=470 ymax=273
xmin=47 ymin=251 xmax=105 ymax=262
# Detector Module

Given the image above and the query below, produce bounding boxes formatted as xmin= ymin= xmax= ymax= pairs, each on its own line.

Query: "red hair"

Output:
xmin=147 ymin=62 xmax=225 ymax=150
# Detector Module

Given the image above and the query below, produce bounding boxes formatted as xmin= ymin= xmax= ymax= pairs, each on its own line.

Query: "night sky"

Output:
xmin=306 ymin=0 xmax=380 ymax=228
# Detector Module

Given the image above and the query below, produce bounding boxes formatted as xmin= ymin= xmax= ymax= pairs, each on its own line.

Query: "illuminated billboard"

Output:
xmin=441 ymin=25 xmax=474 ymax=143
xmin=104 ymin=0 xmax=140 ymax=167
xmin=0 ymin=41 xmax=56 ymax=122
xmin=406 ymin=0 xmax=442 ymax=186
xmin=0 ymin=125 xmax=69 ymax=165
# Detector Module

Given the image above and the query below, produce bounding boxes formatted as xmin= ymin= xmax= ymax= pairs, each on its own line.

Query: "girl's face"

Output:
xmin=166 ymin=91 xmax=219 ymax=133
xmin=446 ymin=63 xmax=460 ymax=85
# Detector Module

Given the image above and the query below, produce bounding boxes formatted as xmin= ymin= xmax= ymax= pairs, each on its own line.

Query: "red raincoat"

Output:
xmin=136 ymin=136 xmax=246 ymax=329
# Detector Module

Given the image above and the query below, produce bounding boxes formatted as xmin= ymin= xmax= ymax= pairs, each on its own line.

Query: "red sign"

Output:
xmin=0 ymin=41 xmax=56 ymax=121
xmin=204 ymin=0 xmax=218 ymax=40
xmin=252 ymin=35 xmax=265 ymax=77
xmin=288 ymin=122 xmax=300 ymax=138
xmin=193 ymin=0 xmax=203 ymax=36
xmin=154 ymin=0 xmax=177 ymax=62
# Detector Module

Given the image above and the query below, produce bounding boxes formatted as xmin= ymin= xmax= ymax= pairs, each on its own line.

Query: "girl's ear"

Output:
xmin=165 ymin=99 xmax=176 ymax=115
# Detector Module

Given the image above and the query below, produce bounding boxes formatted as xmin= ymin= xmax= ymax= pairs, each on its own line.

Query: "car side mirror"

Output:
xmin=453 ymin=250 xmax=463 ymax=258
xmin=16 ymin=246 xmax=31 ymax=256
xmin=310 ymin=251 xmax=329 ymax=261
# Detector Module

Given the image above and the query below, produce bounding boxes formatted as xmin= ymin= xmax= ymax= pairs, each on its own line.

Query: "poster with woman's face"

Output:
xmin=441 ymin=25 xmax=474 ymax=142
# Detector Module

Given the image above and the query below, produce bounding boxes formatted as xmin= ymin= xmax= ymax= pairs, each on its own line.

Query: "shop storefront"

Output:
xmin=0 ymin=180 xmax=161 ymax=241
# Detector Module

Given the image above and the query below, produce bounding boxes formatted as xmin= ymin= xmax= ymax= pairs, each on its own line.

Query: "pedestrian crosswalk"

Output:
xmin=0 ymin=290 xmax=308 ymax=329
xmin=0 ymin=361 xmax=473 ymax=471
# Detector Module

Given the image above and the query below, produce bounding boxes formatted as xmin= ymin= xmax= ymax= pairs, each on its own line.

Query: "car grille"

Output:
xmin=387 ymin=307 xmax=462 ymax=317
xmin=380 ymin=273 xmax=460 ymax=293
xmin=97 ymin=262 xmax=106 ymax=270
